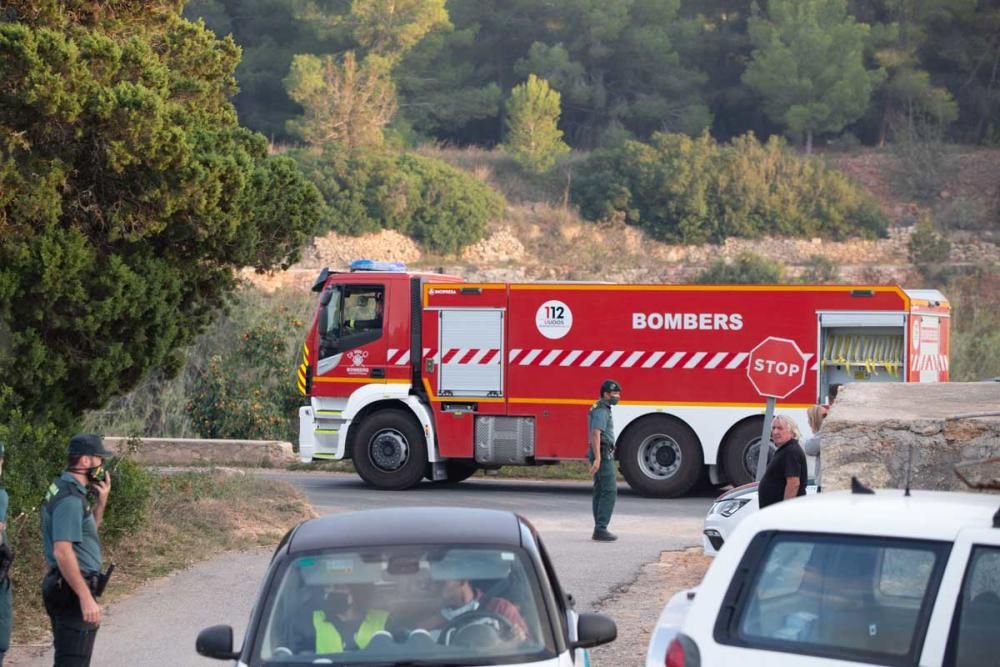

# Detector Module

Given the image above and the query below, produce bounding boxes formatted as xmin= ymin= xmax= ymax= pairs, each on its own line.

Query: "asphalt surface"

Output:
xmin=18 ymin=472 xmax=714 ymax=666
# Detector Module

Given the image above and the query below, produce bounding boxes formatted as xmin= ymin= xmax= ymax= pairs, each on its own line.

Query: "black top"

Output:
xmin=758 ymin=439 xmax=808 ymax=509
xmin=287 ymin=507 xmax=526 ymax=554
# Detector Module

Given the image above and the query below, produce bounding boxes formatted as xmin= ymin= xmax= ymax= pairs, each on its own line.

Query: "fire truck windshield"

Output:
xmin=318 ymin=285 xmax=385 ymax=359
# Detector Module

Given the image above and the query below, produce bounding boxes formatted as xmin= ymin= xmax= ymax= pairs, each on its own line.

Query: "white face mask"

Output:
xmin=441 ymin=598 xmax=479 ymax=620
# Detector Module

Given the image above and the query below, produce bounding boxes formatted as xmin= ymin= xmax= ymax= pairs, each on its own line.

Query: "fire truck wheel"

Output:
xmin=619 ymin=418 xmax=703 ymax=498
xmin=721 ymin=419 xmax=766 ymax=487
xmin=352 ymin=410 xmax=427 ymax=490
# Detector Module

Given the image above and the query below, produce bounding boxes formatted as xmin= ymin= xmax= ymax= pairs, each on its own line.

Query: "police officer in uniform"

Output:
xmin=0 ymin=442 xmax=13 ymax=665
xmin=41 ymin=434 xmax=113 ymax=667
xmin=588 ymin=380 xmax=621 ymax=542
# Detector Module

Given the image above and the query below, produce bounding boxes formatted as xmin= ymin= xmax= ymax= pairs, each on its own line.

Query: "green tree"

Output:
xmin=285 ymin=51 xmax=398 ymax=149
xmin=350 ymin=0 xmax=449 ymax=62
xmin=742 ymin=0 xmax=885 ymax=152
xmin=0 ymin=0 xmax=323 ymax=429
xmin=502 ymin=75 xmax=570 ymax=173
xmin=696 ymin=253 xmax=787 ymax=284
xmin=849 ymin=1 xmax=960 ymax=145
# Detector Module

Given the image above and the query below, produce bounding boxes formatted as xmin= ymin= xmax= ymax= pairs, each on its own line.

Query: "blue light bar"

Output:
xmin=349 ymin=259 xmax=407 ymax=272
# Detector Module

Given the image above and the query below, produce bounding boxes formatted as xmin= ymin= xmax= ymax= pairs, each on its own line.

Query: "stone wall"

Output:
xmin=104 ymin=437 xmax=297 ymax=467
xmin=822 ymin=383 xmax=1000 ymax=493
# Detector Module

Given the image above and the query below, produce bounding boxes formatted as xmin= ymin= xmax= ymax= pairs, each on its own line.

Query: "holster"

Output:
xmin=45 ymin=566 xmax=111 ymax=605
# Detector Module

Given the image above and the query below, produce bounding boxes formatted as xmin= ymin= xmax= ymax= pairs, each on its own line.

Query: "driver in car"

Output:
xmin=436 ymin=578 xmax=529 ymax=643
xmin=311 ymin=583 xmax=390 ymax=653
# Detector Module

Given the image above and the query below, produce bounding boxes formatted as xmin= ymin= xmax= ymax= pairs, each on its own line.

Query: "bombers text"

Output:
xmin=632 ymin=312 xmax=744 ymax=331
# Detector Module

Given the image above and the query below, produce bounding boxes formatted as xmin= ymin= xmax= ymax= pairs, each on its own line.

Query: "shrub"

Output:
xmin=291 ymin=147 xmax=504 ymax=254
xmin=187 ymin=314 xmax=303 ymax=442
xmin=948 ymin=265 xmax=1000 ymax=382
xmin=799 ymin=255 xmax=842 ymax=284
xmin=397 ymin=153 xmax=505 ymax=254
xmin=695 ymin=253 xmax=786 ymax=284
xmin=571 ymin=131 xmax=888 ymax=244
xmin=908 ymin=216 xmax=952 ymax=283
xmin=100 ymin=442 xmax=154 ymax=544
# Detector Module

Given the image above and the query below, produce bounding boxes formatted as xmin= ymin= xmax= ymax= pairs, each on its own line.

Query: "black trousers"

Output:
xmin=42 ymin=570 xmax=99 ymax=667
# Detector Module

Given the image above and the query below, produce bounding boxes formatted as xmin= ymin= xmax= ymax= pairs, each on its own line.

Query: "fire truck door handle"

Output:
xmin=371 ymin=368 xmax=385 ymax=378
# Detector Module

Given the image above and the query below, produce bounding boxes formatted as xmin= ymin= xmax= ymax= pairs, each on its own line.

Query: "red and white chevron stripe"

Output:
xmin=911 ymin=354 xmax=949 ymax=371
xmin=391 ymin=348 xmax=820 ymax=371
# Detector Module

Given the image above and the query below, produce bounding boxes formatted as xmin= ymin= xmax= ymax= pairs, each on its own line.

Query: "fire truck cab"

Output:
xmin=297 ymin=261 xmax=949 ymax=498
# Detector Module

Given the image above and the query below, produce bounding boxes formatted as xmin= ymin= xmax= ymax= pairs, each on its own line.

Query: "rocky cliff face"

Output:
xmin=822 ymin=383 xmax=1000 ymax=493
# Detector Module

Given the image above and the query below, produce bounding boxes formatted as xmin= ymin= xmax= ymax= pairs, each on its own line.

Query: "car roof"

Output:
xmin=742 ymin=489 xmax=1000 ymax=542
xmin=287 ymin=507 xmax=526 ymax=554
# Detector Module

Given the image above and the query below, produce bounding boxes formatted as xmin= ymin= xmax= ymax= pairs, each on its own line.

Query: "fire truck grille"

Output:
xmin=474 ymin=416 xmax=535 ymax=465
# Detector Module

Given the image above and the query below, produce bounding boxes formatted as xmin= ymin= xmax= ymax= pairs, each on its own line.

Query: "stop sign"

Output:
xmin=746 ymin=336 xmax=808 ymax=399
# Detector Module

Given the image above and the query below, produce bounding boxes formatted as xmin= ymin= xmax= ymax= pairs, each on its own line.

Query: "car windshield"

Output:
xmin=252 ymin=545 xmax=558 ymax=666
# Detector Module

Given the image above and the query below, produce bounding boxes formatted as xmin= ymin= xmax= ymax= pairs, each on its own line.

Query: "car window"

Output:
xmin=947 ymin=545 xmax=1000 ymax=667
xmin=878 ymin=548 xmax=936 ymax=599
xmin=727 ymin=533 xmax=948 ymax=664
xmin=252 ymin=545 xmax=557 ymax=665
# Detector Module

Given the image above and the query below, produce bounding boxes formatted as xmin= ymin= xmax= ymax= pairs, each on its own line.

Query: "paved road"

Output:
xmin=19 ymin=472 xmax=714 ymax=666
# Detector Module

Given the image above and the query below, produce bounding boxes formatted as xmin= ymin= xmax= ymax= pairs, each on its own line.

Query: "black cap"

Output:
xmin=68 ymin=434 xmax=114 ymax=458
xmin=600 ymin=379 xmax=622 ymax=395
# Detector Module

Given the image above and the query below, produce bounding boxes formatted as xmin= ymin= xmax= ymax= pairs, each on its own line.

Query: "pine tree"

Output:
xmin=502 ymin=74 xmax=570 ymax=174
xmin=0 ymin=0 xmax=323 ymax=428
xmin=742 ymin=0 xmax=885 ymax=152
xmin=284 ymin=51 xmax=398 ymax=149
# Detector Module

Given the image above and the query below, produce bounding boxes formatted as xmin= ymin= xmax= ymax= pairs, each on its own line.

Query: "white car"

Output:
xmin=648 ymin=487 xmax=1000 ymax=667
xmin=704 ymin=482 xmax=818 ymax=556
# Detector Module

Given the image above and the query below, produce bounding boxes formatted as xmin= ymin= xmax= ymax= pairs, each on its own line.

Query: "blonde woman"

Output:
xmin=802 ymin=405 xmax=829 ymax=491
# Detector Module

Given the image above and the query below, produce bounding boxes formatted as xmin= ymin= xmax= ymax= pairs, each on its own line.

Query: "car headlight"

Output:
xmin=714 ymin=498 xmax=751 ymax=517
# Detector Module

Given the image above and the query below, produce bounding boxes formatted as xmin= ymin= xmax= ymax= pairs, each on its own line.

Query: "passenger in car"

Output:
xmin=309 ymin=583 xmax=390 ymax=653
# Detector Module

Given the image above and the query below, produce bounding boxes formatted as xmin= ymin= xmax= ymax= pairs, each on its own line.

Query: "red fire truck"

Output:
xmin=296 ymin=261 xmax=949 ymax=497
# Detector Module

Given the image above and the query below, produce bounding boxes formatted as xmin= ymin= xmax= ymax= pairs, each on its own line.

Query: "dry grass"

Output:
xmin=10 ymin=470 xmax=314 ymax=646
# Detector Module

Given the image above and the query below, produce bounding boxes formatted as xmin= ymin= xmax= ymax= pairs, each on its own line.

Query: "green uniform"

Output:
xmin=588 ymin=399 xmax=617 ymax=531
xmin=42 ymin=473 xmax=102 ymax=573
xmin=0 ymin=484 xmax=11 ymax=663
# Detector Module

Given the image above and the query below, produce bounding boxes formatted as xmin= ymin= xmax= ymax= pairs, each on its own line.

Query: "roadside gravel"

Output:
xmin=590 ymin=547 xmax=712 ymax=666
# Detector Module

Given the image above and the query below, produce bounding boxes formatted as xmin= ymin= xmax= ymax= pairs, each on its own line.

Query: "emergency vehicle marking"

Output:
xmin=560 ymin=350 xmax=584 ymax=366
xmin=683 ymin=352 xmax=707 ymax=369
xmin=642 ymin=351 xmax=666 ymax=368
xmin=601 ymin=351 xmax=625 ymax=367
xmin=911 ymin=354 xmax=949 ymax=371
xmin=622 ymin=351 xmax=645 ymax=368
xmin=539 ymin=349 xmax=563 ymax=366
xmin=384 ymin=348 xmax=823 ymax=371
xmin=705 ymin=352 xmax=729 ymax=369
xmin=664 ymin=352 xmax=687 ymax=368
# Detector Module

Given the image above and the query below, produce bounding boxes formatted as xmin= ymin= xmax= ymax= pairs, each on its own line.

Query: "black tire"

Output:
xmin=351 ymin=409 xmax=427 ymax=490
xmin=721 ymin=418 xmax=769 ymax=487
xmin=618 ymin=417 xmax=703 ymax=498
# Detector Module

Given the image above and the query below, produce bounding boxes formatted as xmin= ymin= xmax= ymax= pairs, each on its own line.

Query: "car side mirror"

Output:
xmin=196 ymin=625 xmax=239 ymax=660
xmin=571 ymin=612 xmax=617 ymax=649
